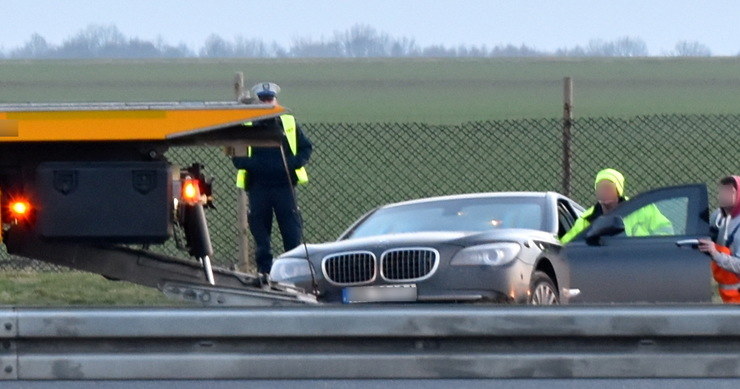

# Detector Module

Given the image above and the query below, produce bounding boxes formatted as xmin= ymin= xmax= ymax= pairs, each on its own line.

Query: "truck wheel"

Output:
xmin=529 ymin=271 xmax=559 ymax=305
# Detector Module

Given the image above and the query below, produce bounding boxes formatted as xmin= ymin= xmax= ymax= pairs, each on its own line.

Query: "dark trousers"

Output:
xmin=247 ymin=185 xmax=302 ymax=274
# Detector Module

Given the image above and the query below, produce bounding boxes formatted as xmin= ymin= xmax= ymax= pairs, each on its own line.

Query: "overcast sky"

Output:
xmin=2 ymin=0 xmax=739 ymax=55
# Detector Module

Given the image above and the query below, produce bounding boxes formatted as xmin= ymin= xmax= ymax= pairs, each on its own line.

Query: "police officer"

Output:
xmin=232 ymin=82 xmax=313 ymax=274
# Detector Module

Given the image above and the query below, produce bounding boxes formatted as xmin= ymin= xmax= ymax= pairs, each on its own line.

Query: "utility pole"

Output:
xmin=233 ymin=72 xmax=251 ymax=271
xmin=562 ymin=77 xmax=574 ymax=197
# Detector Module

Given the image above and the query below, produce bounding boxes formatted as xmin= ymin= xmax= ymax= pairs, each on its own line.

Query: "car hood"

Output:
xmin=279 ymin=229 xmax=559 ymax=259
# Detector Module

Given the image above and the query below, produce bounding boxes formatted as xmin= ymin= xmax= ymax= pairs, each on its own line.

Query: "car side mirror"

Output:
xmin=585 ymin=215 xmax=625 ymax=245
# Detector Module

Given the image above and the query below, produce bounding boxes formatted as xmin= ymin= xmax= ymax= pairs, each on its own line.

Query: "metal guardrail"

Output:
xmin=0 ymin=305 xmax=739 ymax=385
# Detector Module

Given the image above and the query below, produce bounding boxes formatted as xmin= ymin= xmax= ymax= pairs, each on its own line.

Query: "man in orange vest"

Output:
xmin=698 ymin=176 xmax=740 ymax=303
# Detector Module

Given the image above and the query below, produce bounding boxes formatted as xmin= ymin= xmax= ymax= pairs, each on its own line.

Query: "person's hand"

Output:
xmin=698 ymin=238 xmax=718 ymax=256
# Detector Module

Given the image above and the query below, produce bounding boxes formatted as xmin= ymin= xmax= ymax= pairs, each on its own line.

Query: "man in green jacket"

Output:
xmin=560 ymin=168 xmax=673 ymax=244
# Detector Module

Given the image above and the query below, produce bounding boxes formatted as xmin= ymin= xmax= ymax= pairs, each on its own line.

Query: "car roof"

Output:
xmin=379 ymin=191 xmax=562 ymax=210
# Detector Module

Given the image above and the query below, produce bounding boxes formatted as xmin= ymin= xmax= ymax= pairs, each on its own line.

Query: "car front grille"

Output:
xmin=322 ymin=251 xmax=376 ymax=285
xmin=380 ymin=248 xmax=439 ymax=281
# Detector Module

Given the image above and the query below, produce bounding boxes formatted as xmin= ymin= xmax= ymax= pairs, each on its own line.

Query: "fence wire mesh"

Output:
xmin=2 ymin=114 xmax=739 ymax=271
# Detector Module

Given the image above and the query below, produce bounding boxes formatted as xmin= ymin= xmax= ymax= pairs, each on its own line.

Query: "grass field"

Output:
xmin=2 ymin=57 xmax=740 ymax=123
xmin=1 ymin=57 xmax=738 ymax=305
xmin=0 ymin=271 xmax=181 ymax=306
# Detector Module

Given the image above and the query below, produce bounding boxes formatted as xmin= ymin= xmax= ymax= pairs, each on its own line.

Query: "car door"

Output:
xmin=562 ymin=184 xmax=712 ymax=303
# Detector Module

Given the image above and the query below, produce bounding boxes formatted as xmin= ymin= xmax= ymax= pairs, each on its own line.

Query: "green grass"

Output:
xmin=2 ymin=57 xmax=740 ymax=123
xmin=0 ymin=271 xmax=183 ymax=306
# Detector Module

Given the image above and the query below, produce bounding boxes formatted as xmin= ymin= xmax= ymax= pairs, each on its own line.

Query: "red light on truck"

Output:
xmin=181 ymin=179 xmax=201 ymax=204
xmin=9 ymin=200 xmax=31 ymax=219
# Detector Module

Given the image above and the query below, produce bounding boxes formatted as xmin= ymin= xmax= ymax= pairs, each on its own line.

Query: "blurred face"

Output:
xmin=595 ymin=180 xmax=620 ymax=206
xmin=258 ymin=94 xmax=277 ymax=105
xmin=718 ymin=183 xmax=737 ymax=209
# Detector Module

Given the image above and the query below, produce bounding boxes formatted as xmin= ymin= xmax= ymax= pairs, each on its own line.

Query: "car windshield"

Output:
xmin=347 ymin=196 xmax=546 ymax=239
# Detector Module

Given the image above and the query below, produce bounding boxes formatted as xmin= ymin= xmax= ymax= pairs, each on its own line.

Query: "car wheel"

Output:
xmin=529 ymin=271 xmax=559 ymax=305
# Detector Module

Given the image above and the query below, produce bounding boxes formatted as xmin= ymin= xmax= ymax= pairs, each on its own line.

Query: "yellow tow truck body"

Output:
xmin=0 ymin=101 xmax=314 ymax=306
xmin=0 ymin=101 xmax=286 ymax=142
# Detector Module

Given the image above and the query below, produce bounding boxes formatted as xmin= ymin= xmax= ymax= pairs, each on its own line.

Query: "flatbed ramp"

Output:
xmin=0 ymin=305 xmax=738 ymax=387
xmin=5 ymin=228 xmax=316 ymax=306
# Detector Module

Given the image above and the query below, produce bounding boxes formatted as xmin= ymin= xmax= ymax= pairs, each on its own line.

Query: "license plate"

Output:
xmin=342 ymin=284 xmax=417 ymax=304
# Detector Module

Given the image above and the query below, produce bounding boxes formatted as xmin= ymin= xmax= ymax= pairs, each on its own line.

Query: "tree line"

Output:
xmin=0 ymin=24 xmax=721 ymax=59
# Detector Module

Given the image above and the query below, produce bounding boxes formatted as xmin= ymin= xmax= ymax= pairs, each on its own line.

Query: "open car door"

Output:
xmin=562 ymin=184 xmax=712 ymax=303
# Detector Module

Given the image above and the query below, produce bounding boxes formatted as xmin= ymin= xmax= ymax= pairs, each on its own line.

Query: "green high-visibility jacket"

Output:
xmin=560 ymin=202 xmax=673 ymax=244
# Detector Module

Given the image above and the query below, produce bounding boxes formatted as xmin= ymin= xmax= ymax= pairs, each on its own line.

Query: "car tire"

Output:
xmin=528 ymin=271 xmax=559 ymax=305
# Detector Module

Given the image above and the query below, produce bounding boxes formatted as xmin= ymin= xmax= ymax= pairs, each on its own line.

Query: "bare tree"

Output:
xmin=491 ymin=44 xmax=542 ymax=57
xmin=421 ymin=45 xmax=456 ymax=57
xmin=233 ymin=36 xmax=271 ymax=58
xmin=199 ymin=34 xmax=234 ymax=57
xmin=289 ymin=38 xmax=343 ymax=57
xmin=156 ymin=36 xmax=192 ymax=58
xmin=56 ymin=24 xmax=126 ymax=58
xmin=335 ymin=25 xmax=384 ymax=57
xmin=10 ymin=34 xmax=51 ymax=58
xmin=673 ymin=41 xmax=712 ymax=57
xmin=584 ymin=37 xmax=647 ymax=57
xmin=554 ymin=45 xmax=587 ymax=57
xmin=4 ymin=23 xmax=725 ymax=59
xmin=390 ymin=37 xmax=419 ymax=57
xmin=612 ymin=37 xmax=648 ymax=57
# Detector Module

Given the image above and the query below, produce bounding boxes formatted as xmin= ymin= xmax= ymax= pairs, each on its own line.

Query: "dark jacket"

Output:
xmin=231 ymin=117 xmax=313 ymax=188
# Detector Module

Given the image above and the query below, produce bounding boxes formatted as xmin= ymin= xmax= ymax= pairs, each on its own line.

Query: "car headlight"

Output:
xmin=269 ymin=258 xmax=313 ymax=283
xmin=450 ymin=242 xmax=521 ymax=266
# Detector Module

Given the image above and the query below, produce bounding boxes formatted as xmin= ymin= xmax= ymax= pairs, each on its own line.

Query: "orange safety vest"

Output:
xmin=711 ymin=244 xmax=740 ymax=304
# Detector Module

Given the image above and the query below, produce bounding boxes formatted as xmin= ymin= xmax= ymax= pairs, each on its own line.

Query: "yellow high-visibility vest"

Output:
xmin=235 ymin=114 xmax=308 ymax=189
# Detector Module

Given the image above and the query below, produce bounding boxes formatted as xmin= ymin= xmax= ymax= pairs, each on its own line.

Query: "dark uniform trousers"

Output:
xmin=248 ymin=185 xmax=302 ymax=273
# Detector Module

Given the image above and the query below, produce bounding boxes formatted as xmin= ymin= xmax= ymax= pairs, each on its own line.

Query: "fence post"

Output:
xmin=232 ymin=72 xmax=251 ymax=272
xmin=562 ymin=77 xmax=574 ymax=197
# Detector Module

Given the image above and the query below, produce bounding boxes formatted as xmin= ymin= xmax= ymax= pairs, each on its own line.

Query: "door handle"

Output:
xmin=676 ymin=239 xmax=700 ymax=248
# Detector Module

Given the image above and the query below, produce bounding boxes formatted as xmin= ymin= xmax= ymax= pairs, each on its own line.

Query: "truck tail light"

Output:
xmin=9 ymin=199 xmax=32 ymax=221
xmin=181 ymin=178 xmax=201 ymax=205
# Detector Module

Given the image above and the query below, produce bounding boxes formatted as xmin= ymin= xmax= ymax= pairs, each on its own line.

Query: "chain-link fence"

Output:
xmin=2 ymin=113 xmax=739 ymax=271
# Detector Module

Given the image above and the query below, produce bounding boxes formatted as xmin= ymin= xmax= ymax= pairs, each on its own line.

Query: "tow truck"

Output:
xmin=0 ymin=101 xmax=316 ymax=306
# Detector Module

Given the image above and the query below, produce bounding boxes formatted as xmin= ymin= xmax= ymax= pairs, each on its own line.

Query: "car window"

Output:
xmin=570 ymin=201 xmax=584 ymax=218
xmin=557 ymin=201 xmax=575 ymax=239
xmin=617 ymin=196 xmax=687 ymax=237
xmin=348 ymin=197 xmax=545 ymax=239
